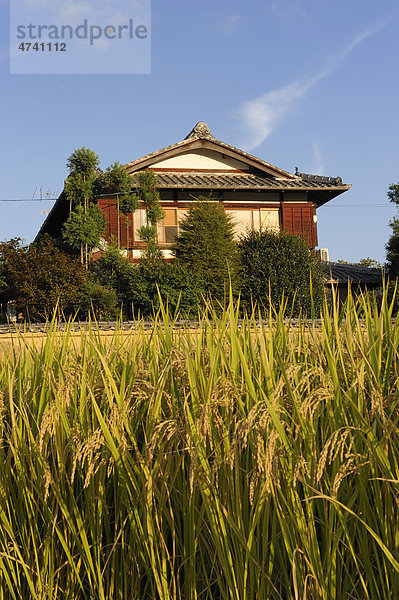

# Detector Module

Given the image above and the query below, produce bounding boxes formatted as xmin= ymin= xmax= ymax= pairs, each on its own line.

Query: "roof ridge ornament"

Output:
xmin=185 ymin=121 xmax=216 ymax=141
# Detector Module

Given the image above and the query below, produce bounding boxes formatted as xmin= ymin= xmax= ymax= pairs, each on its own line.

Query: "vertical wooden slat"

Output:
xmin=281 ymin=203 xmax=317 ymax=248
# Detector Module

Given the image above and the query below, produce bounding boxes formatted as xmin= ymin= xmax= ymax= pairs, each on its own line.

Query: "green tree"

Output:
xmin=386 ymin=217 xmax=399 ymax=277
xmin=77 ymin=277 xmax=119 ymax=321
xmin=65 ymin=147 xmax=100 ymax=212
xmin=387 ymin=181 xmax=399 ymax=205
xmin=104 ymin=162 xmax=138 ymax=251
xmin=357 ymin=257 xmax=382 ymax=268
xmin=0 ymin=238 xmax=87 ymax=320
xmin=239 ymin=229 xmax=324 ymax=316
xmin=92 ymin=244 xmax=135 ymax=311
xmin=92 ymin=244 xmax=205 ymax=318
xmin=0 ymin=264 xmax=6 ymax=290
xmin=337 ymin=257 xmax=382 ymax=268
xmin=0 ymin=238 xmax=21 ymax=302
xmin=128 ymin=260 xmax=205 ymax=317
xmin=66 ymin=146 xmax=100 ymax=178
xmin=173 ymin=197 xmax=239 ymax=302
xmin=386 ymin=180 xmax=399 ymax=277
xmin=120 ymin=192 xmax=140 ymax=255
xmin=135 ymin=170 xmax=164 ymax=260
xmin=62 ymin=205 xmax=106 ymax=265
xmin=63 ymin=147 xmax=104 ymax=265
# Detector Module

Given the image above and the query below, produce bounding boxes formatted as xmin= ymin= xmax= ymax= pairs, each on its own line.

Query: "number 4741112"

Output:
xmin=18 ymin=42 xmax=67 ymax=51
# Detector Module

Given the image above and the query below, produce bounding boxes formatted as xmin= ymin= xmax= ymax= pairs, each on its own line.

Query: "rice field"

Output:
xmin=0 ymin=286 xmax=398 ymax=599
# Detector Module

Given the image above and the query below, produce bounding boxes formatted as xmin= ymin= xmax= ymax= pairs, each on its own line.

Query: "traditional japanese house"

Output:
xmin=37 ymin=121 xmax=351 ymax=259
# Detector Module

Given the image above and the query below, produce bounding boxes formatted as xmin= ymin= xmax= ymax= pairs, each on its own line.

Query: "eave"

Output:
xmin=130 ymin=171 xmax=351 ymax=207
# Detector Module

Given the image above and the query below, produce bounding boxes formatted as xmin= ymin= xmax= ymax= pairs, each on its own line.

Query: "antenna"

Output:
xmin=34 ymin=186 xmax=58 ymax=217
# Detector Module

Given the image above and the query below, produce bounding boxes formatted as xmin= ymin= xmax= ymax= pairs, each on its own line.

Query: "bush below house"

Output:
xmin=91 ymin=246 xmax=206 ymax=318
xmin=0 ymin=237 xmax=88 ymax=321
xmin=1 ymin=223 xmax=330 ymax=322
xmin=239 ymin=228 xmax=325 ymax=316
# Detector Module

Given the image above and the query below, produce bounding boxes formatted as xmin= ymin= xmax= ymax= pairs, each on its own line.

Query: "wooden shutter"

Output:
xmin=98 ymin=197 xmax=114 ymax=241
xmin=281 ymin=203 xmax=318 ymax=248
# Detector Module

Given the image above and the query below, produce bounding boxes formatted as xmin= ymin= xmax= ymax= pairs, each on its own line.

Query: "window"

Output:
xmin=177 ymin=209 xmax=188 ymax=223
xmin=133 ymin=208 xmax=146 ymax=242
xmin=134 ymin=208 xmax=189 ymax=245
xmin=158 ymin=209 xmax=178 ymax=244
xmin=135 ymin=207 xmax=280 ymax=245
xmin=157 ymin=208 xmax=189 ymax=244
xmin=260 ymin=209 xmax=279 ymax=232
xmin=227 ymin=209 xmax=280 ymax=239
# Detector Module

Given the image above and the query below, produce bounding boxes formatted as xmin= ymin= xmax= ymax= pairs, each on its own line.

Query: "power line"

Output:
xmin=0 ymin=198 xmax=56 ymax=202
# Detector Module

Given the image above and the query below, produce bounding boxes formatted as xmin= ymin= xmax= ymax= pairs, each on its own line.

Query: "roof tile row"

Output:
xmin=323 ymin=262 xmax=383 ymax=284
xmin=131 ymin=171 xmax=350 ymax=191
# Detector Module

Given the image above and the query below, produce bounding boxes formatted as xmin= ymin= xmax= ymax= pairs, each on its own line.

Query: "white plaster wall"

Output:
xmin=132 ymin=249 xmax=174 ymax=259
xmin=162 ymin=249 xmax=174 ymax=259
xmin=153 ymin=149 xmax=249 ymax=171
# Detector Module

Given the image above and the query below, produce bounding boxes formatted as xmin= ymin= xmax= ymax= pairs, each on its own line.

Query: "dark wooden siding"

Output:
xmin=98 ymin=197 xmax=135 ymax=248
xmin=99 ymin=197 xmax=318 ymax=251
xmin=281 ymin=203 xmax=317 ymax=248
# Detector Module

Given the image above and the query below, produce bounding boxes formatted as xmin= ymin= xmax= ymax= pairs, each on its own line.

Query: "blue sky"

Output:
xmin=1 ymin=0 xmax=398 ymax=263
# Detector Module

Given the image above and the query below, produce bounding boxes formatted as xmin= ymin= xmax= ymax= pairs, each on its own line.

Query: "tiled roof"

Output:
xmin=125 ymin=122 xmax=295 ymax=179
xmin=131 ymin=171 xmax=350 ymax=192
xmin=323 ymin=262 xmax=384 ymax=285
xmin=295 ymin=170 xmax=344 ymax=186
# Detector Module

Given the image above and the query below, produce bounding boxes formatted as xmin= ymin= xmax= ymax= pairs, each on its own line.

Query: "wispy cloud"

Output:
xmin=311 ymin=141 xmax=324 ymax=175
xmin=59 ymin=2 xmax=91 ymax=20
xmin=234 ymin=18 xmax=393 ymax=151
xmin=218 ymin=15 xmax=241 ymax=34
xmin=271 ymin=0 xmax=308 ymax=20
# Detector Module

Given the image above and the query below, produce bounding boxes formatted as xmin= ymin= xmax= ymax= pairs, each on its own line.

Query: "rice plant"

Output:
xmin=0 ymin=285 xmax=397 ymax=599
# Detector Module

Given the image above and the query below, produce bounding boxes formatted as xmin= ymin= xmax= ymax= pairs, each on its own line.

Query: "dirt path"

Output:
xmin=0 ymin=330 xmax=137 ymax=354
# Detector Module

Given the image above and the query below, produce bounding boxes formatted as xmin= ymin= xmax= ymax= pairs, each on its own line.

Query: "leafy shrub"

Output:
xmin=239 ymin=228 xmax=324 ymax=316
xmin=92 ymin=247 xmax=204 ymax=318
xmin=92 ymin=245 xmax=135 ymax=312
xmin=0 ymin=237 xmax=87 ymax=320
xmin=386 ymin=180 xmax=399 ymax=276
xmin=128 ymin=260 xmax=205 ymax=317
xmin=386 ymin=216 xmax=399 ymax=277
xmin=77 ymin=278 xmax=119 ymax=321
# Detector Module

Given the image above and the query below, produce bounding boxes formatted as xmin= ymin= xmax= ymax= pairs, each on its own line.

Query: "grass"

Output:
xmin=0 ymin=285 xmax=398 ymax=599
